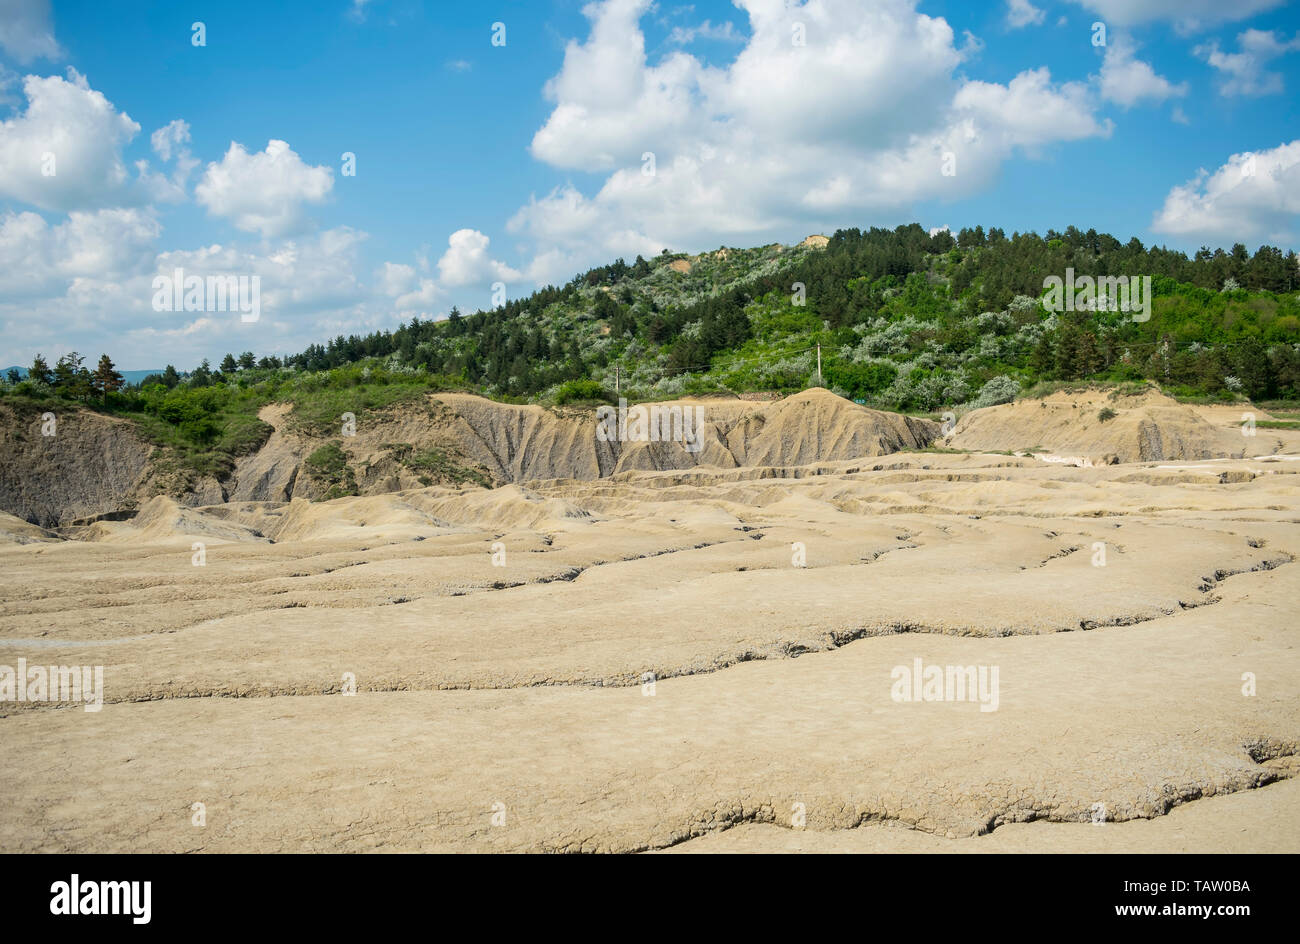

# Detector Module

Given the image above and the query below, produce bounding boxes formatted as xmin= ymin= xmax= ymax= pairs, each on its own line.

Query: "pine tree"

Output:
xmin=53 ymin=352 xmax=93 ymax=399
xmin=92 ymin=354 xmax=124 ymax=395
xmin=29 ymin=353 xmax=53 ymax=386
xmin=191 ymin=359 xmax=213 ymax=387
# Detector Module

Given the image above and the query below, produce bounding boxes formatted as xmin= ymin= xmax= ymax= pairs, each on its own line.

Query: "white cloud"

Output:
xmin=377 ymin=229 xmax=520 ymax=315
xmin=0 ymin=69 xmax=142 ymax=212
xmin=376 ymin=261 xmax=417 ymax=297
xmin=512 ymin=0 xmax=1110 ymax=276
xmin=0 ymin=63 xmax=18 ymax=106
xmin=952 ymin=68 xmax=1108 ymax=152
xmin=157 ymin=226 xmax=368 ymax=319
xmin=150 ymin=119 xmax=189 ymax=161
xmin=436 ymin=228 xmax=520 ymax=288
xmin=1 ymin=222 xmax=379 ymax=368
xmin=395 ymin=279 xmax=437 ymax=313
xmin=1068 ymin=0 xmax=1286 ymax=31
xmin=1195 ymin=30 xmax=1300 ymax=97
xmin=135 ymin=119 xmax=198 ymax=204
xmin=1152 ymin=140 xmax=1300 ymax=245
xmin=0 ymin=0 xmax=62 ymax=63
xmin=1098 ymin=37 xmax=1186 ymax=107
xmin=1005 ymin=0 xmax=1045 ymax=29
xmin=195 ymin=139 xmax=334 ymax=237
xmin=375 ymin=259 xmax=436 ymax=313
xmin=0 ymin=207 xmax=159 ymax=301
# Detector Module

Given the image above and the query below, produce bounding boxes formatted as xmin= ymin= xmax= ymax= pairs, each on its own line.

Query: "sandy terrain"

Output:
xmin=0 ymin=392 xmax=1297 ymax=853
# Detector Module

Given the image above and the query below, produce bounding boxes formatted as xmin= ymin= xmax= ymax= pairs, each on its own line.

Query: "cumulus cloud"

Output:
xmin=1068 ymin=0 xmax=1286 ymax=30
xmin=0 ymin=69 xmax=142 ymax=212
xmin=1 ymin=222 xmax=378 ymax=368
xmin=512 ymin=0 xmax=1110 ymax=280
xmin=1005 ymin=0 xmax=1045 ymax=29
xmin=0 ymin=0 xmax=62 ymax=63
xmin=155 ymin=226 xmax=368 ymax=321
xmin=0 ymin=207 xmax=159 ymax=300
xmin=1195 ymin=30 xmax=1300 ymax=97
xmin=1098 ymin=37 xmax=1186 ymax=107
xmin=150 ymin=119 xmax=189 ymax=162
xmin=376 ymin=261 xmax=417 ymax=297
xmin=377 ymin=229 xmax=520 ymax=315
xmin=1151 ymin=140 xmax=1300 ymax=245
xmin=195 ymin=139 xmax=334 ymax=237
xmin=135 ymin=119 xmax=199 ymax=204
xmin=436 ymin=228 xmax=520 ymax=288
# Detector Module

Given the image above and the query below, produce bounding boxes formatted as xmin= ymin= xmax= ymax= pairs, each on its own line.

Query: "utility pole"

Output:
xmin=614 ymin=365 xmax=620 ymax=393
xmin=816 ymin=344 xmax=821 ymax=384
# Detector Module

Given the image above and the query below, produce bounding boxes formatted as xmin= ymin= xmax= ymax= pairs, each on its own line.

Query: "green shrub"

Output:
xmin=552 ymin=379 xmax=614 ymax=405
xmin=304 ymin=440 xmax=357 ymax=497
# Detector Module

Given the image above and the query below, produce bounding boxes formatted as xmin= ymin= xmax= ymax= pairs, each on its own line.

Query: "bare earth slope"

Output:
xmin=945 ymin=387 xmax=1277 ymax=464
xmin=0 ymin=389 xmax=940 ymax=524
xmin=0 ymin=402 xmax=155 ymax=527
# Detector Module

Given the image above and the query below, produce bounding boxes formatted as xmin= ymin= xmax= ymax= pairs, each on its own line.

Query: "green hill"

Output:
xmin=4 ymin=223 xmax=1298 ymax=476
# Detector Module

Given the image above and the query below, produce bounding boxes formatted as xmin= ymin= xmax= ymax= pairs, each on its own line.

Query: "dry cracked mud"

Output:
xmin=2 ymin=444 xmax=1297 ymax=852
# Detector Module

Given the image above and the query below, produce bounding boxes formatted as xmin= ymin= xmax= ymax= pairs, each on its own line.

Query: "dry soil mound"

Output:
xmin=947 ymin=388 xmax=1244 ymax=464
xmin=84 ymin=495 xmax=270 ymax=545
xmin=407 ymin=483 xmax=594 ymax=531
xmin=728 ymin=388 xmax=937 ymax=466
xmin=0 ymin=510 xmax=58 ymax=544
xmin=258 ymin=494 xmax=448 ymax=543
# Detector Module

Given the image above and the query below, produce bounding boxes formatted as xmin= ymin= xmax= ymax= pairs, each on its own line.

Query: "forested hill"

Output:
xmin=4 ymin=223 xmax=1299 ymax=478
xmin=265 ymin=223 xmax=1299 ymax=406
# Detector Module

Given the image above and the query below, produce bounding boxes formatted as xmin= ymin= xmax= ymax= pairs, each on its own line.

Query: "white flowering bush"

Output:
xmin=1007 ymin=294 xmax=1039 ymax=317
xmin=966 ymin=375 xmax=1020 ymax=408
xmin=976 ymin=310 xmax=1012 ymax=335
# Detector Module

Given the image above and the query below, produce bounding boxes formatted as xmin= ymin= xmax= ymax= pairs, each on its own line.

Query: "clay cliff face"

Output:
xmin=9 ymin=385 xmax=1286 ymax=529
xmin=0 ymin=402 xmax=155 ymax=528
xmin=0 ymin=389 xmax=939 ymax=527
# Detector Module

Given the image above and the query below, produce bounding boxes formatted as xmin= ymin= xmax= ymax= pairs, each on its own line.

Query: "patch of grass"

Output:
xmin=385 ymin=443 xmax=492 ymax=488
xmin=1098 ymin=407 xmax=1118 ymax=422
xmin=1256 ymin=419 xmax=1300 ymax=430
xmin=1020 ymin=380 xmax=1156 ymax=400
xmin=285 ymin=384 xmax=432 ymax=435
xmin=304 ymin=440 xmax=358 ymax=498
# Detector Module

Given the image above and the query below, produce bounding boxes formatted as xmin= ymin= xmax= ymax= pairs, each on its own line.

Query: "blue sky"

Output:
xmin=1 ymin=0 xmax=1298 ymax=369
